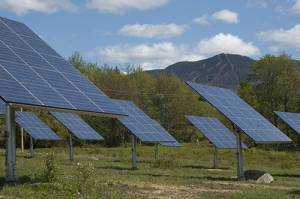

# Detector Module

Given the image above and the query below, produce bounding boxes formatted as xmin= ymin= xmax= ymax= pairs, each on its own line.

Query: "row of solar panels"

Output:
xmin=0 ymin=99 xmax=181 ymax=146
xmin=0 ymin=98 xmax=251 ymax=149
xmin=0 ymin=16 xmax=297 ymax=150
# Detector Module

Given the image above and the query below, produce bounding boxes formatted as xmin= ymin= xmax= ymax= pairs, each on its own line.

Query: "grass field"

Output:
xmin=0 ymin=143 xmax=299 ymax=198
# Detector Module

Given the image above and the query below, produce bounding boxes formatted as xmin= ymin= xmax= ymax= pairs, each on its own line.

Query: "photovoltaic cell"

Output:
xmin=51 ymin=112 xmax=103 ymax=140
xmin=187 ymin=82 xmax=291 ymax=143
xmin=0 ymin=16 xmax=124 ymax=116
xmin=113 ymin=99 xmax=177 ymax=143
xmin=16 ymin=112 xmax=60 ymax=140
xmin=275 ymin=111 xmax=300 ymax=135
xmin=185 ymin=115 xmax=247 ymax=149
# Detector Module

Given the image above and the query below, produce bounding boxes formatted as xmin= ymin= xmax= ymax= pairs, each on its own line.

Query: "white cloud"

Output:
xmin=0 ymin=0 xmax=78 ymax=15
xmin=212 ymin=9 xmax=239 ymax=24
xmin=88 ymin=33 xmax=259 ymax=70
xmin=88 ymin=42 xmax=203 ymax=70
xmin=193 ymin=16 xmax=210 ymax=25
xmin=292 ymin=0 xmax=300 ymax=14
xmin=258 ymin=24 xmax=300 ymax=50
xmin=86 ymin=0 xmax=169 ymax=14
xmin=197 ymin=33 xmax=260 ymax=56
xmin=120 ymin=24 xmax=187 ymax=39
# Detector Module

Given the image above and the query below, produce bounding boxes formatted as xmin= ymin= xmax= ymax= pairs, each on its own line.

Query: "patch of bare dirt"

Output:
xmin=134 ymin=182 xmax=242 ymax=199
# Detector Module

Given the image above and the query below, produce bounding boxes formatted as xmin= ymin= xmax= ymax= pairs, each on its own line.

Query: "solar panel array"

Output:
xmin=186 ymin=115 xmax=247 ymax=149
xmin=51 ymin=112 xmax=104 ymax=140
xmin=113 ymin=99 xmax=177 ymax=143
xmin=187 ymin=82 xmax=291 ymax=143
xmin=0 ymin=17 xmax=123 ymax=116
xmin=16 ymin=111 xmax=60 ymax=140
xmin=160 ymin=141 xmax=182 ymax=147
xmin=275 ymin=111 xmax=300 ymax=135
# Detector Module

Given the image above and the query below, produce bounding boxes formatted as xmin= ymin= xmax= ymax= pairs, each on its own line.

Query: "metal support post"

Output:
xmin=5 ymin=104 xmax=16 ymax=181
xmin=20 ymin=108 xmax=24 ymax=153
xmin=29 ymin=136 xmax=34 ymax=158
xmin=69 ymin=133 xmax=74 ymax=161
xmin=213 ymin=146 xmax=218 ymax=169
xmin=131 ymin=135 xmax=137 ymax=170
xmin=236 ymin=132 xmax=244 ymax=180
xmin=154 ymin=143 xmax=159 ymax=161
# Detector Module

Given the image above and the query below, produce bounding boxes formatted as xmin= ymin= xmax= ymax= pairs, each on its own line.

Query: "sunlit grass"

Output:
xmin=0 ymin=144 xmax=298 ymax=198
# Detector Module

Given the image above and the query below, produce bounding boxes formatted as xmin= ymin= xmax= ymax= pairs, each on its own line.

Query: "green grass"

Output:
xmin=0 ymin=144 xmax=299 ymax=198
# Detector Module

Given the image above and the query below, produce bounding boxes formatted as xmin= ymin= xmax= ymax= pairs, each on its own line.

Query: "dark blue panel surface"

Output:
xmin=187 ymin=82 xmax=292 ymax=143
xmin=186 ymin=115 xmax=247 ymax=149
xmin=275 ymin=111 xmax=300 ymax=135
xmin=113 ymin=99 xmax=177 ymax=142
xmin=0 ymin=16 xmax=124 ymax=116
xmin=16 ymin=112 xmax=60 ymax=140
xmin=51 ymin=112 xmax=103 ymax=140
xmin=0 ymin=17 xmax=40 ymax=39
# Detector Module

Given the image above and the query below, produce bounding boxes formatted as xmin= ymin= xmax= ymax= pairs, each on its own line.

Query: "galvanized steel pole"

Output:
xmin=5 ymin=104 xmax=16 ymax=181
xmin=131 ymin=135 xmax=137 ymax=170
xmin=69 ymin=133 xmax=74 ymax=161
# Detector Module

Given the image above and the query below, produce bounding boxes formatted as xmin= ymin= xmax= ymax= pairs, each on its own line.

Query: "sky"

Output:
xmin=0 ymin=0 xmax=300 ymax=70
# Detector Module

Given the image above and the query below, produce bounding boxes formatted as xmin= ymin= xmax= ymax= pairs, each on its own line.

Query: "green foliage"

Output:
xmin=239 ymin=54 xmax=300 ymax=145
xmin=239 ymin=54 xmax=300 ymax=124
xmin=75 ymin=162 xmax=95 ymax=195
xmin=44 ymin=153 xmax=57 ymax=183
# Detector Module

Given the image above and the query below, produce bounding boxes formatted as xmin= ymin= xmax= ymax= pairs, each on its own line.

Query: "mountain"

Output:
xmin=147 ymin=53 xmax=255 ymax=90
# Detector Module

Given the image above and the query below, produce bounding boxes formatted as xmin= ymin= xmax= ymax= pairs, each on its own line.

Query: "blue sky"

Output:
xmin=1 ymin=0 xmax=300 ymax=70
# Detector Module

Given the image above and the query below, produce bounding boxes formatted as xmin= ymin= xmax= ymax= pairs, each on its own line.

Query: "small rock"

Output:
xmin=256 ymin=173 xmax=274 ymax=183
xmin=244 ymin=170 xmax=274 ymax=183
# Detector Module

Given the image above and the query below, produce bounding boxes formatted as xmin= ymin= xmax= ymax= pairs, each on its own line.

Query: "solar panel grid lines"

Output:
xmin=113 ymin=99 xmax=178 ymax=143
xmin=185 ymin=115 xmax=247 ymax=149
xmin=0 ymin=44 xmax=76 ymax=109
xmin=275 ymin=111 xmax=300 ymax=135
xmin=51 ymin=112 xmax=104 ymax=140
xmin=186 ymin=82 xmax=292 ymax=143
xmin=15 ymin=111 xmax=60 ymax=140
xmin=0 ymin=18 xmax=98 ymax=110
xmin=0 ymin=16 xmax=125 ymax=116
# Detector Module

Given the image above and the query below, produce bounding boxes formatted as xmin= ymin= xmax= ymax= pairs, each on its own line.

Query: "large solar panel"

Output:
xmin=187 ymin=82 xmax=292 ymax=143
xmin=186 ymin=115 xmax=247 ymax=149
xmin=275 ymin=111 xmax=300 ymax=135
xmin=16 ymin=111 xmax=60 ymax=140
xmin=51 ymin=112 xmax=104 ymax=140
xmin=0 ymin=16 xmax=124 ymax=116
xmin=113 ymin=99 xmax=177 ymax=143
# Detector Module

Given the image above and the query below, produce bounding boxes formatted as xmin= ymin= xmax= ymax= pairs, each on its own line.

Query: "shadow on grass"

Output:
xmin=182 ymin=165 xmax=229 ymax=170
xmin=138 ymin=160 xmax=153 ymax=164
xmin=132 ymin=172 xmax=234 ymax=182
xmin=272 ymin=173 xmax=300 ymax=178
xmin=0 ymin=175 xmax=46 ymax=190
xmin=96 ymin=165 xmax=133 ymax=171
xmin=289 ymin=190 xmax=300 ymax=195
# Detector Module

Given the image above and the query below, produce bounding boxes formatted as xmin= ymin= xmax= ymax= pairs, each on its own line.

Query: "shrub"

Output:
xmin=44 ymin=153 xmax=57 ymax=183
xmin=75 ymin=162 xmax=95 ymax=195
